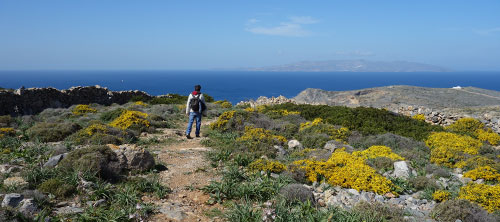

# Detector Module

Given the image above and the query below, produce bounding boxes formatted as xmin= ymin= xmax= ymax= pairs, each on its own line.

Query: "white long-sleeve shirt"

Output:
xmin=185 ymin=93 xmax=206 ymax=114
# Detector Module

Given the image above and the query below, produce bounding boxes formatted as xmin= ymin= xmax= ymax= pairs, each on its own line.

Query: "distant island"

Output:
xmin=241 ymin=59 xmax=450 ymax=72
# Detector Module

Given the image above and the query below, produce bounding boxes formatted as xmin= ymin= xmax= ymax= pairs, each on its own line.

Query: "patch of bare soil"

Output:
xmin=147 ymin=120 xmax=223 ymax=222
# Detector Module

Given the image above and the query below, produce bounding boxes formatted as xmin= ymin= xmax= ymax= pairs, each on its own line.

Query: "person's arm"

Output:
xmin=200 ymin=94 xmax=206 ymax=105
xmin=186 ymin=94 xmax=192 ymax=114
xmin=200 ymin=94 xmax=207 ymax=114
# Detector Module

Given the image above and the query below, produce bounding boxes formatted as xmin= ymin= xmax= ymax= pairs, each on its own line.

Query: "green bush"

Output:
xmin=224 ymin=202 xmax=261 ymax=222
xmin=149 ymin=94 xmax=188 ymax=104
xmin=66 ymin=122 xmax=136 ymax=145
xmin=27 ymin=122 xmax=81 ymax=142
xmin=352 ymin=201 xmax=405 ymax=222
xmin=202 ymin=166 xmax=292 ymax=203
xmin=269 ymin=103 xmax=443 ymax=141
xmin=38 ymin=178 xmax=76 ymax=198
xmin=126 ymin=176 xmax=171 ymax=198
xmin=366 ymin=157 xmax=394 ymax=173
xmin=297 ymin=132 xmax=330 ymax=149
xmin=279 ymin=183 xmax=315 ymax=204
xmin=350 ymin=133 xmax=430 ymax=170
xmin=0 ymin=115 xmax=13 ymax=127
xmin=59 ymin=145 xmax=124 ymax=181
xmin=129 ymin=95 xmax=150 ymax=102
xmin=431 ymin=199 xmax=498 ymax=222
xmin=147 ymin=114 xmax=173 ymax=128
xmin=409 ymin=176 xmax=439 ymax=191
xmin=100 ymin=108 xmax=125 ymax=122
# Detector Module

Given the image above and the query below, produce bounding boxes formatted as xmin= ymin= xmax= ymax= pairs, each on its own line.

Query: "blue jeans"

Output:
xmin=186 ymin=112 xmax=202 ymax=136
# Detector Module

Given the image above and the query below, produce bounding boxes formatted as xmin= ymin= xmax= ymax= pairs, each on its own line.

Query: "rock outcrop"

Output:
xmin=0 ymin=86 xmax=152 ymax=116
xmin=236 ymin=95 xmax=295 ymax=107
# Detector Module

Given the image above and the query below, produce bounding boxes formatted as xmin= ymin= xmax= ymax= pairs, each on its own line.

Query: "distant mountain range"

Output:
xmin=241 ymin=60 xmax=450 ymax=72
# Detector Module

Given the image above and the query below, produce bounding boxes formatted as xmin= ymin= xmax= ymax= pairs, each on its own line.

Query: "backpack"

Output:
xmin=190 ymin=94 xmax=201 ymax=111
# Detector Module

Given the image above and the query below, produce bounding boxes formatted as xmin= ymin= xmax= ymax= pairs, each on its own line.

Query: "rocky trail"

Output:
xmin=145 ymin=119 xmax=223 ymax=222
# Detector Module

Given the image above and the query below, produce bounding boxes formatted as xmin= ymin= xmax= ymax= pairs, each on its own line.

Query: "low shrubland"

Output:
xmin=0 ymin=100 xmax=184 ymax=221
xmin=201 ymin=103 xmax=500 ymax=220
xmin=3 ymin=94 xmax=500 ymax=220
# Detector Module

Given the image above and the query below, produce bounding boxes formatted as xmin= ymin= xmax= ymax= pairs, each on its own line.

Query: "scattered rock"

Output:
xmin=158 ymin=203 xmax=186 ymax=221
xmin=114 ymin=145 xmax=155 ymax=171
xmin=86 ymin=199 xmax=106 ymax=207
xmin=3 ymin=176 xmax=28 ymax=187
xmin=43 ymin=153 xmax=67 ymax=168
xmin=347 ymin=189 xmax=360 ymax=196
xmin=2 ymin=193 xmax=24 ymax=208
xmin=323 ymin=140 xmax=354 ymax=153
xmin=55 ymin=206 xmax=84 ymax=215
xmin=0 ymin=164 xmax=22 ymax=174
xmin=384 ymin=193 xmax=396 ymax=198
xmin=287 ymin=140 xmax=303 ymax=150
xmin=19 ymin=198 xmax=39 ymax=217
xmin=273 ymin=145 xmax=287 ymax=157
xmin=393 ymin=161 xmax=411 ymax=179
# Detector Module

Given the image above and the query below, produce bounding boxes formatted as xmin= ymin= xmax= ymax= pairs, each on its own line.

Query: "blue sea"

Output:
xmin=1 ymin=71 xmax=500 ymax=104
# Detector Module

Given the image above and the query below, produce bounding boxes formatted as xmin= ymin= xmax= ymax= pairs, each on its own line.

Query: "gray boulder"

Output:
xmin=43 ymin=153 xmax=67 ymax=168
xmin=2 ymin=193 xmax=24 ymax=208
xmin=273 ymin=145 xmax=288 ymax=158
xmin=394 ymin=161 xmax=411 ymax=179
xmin=323 ymin=140 xmax=354 ymax=153
xmin=288 ymin=140 xmax=303 ymax=150
xmin=114 ymin=146 xmax=155 ymax=171
xmin=19 ymin=199 xmax=39 ymax=217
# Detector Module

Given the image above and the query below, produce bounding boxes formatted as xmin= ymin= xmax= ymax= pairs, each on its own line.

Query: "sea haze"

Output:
xmin=1 ymin=71 xmax=500 ymax=104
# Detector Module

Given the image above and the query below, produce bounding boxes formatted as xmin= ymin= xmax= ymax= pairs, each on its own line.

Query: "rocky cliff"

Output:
xmin=0 ymin=86 xmax=152 ymax=116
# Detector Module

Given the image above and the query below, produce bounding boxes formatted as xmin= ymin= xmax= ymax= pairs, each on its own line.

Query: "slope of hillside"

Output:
xmin=294 ymin=85 xmax=500 ymax=109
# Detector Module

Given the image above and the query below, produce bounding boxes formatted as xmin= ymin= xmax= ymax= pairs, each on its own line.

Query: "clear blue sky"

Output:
xmin=0 ymin=0 xmax=499 ymax=70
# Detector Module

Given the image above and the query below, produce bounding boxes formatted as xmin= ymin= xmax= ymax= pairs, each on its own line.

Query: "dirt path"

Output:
xmin=147 ymin=120 xmax=223 ymax=222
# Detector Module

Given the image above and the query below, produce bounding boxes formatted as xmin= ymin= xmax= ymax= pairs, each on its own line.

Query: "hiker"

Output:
xmin=185 ymin=84 xmax=206 ymax=139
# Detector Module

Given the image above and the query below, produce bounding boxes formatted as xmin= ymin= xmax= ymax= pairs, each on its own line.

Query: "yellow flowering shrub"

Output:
xmin=0 ymin=128 xmax=15 ymax=138
xmin=290 ymin=148 xmax=315 ymax=158
xmin=476 ymin=128 xmax=500 ymax=146
xmin=425 ymin=132 xmax=482 ymax=167
xmin=299 ymin=118 xmax=350 ymax=142
xmin=269 ymin=109 xmax=300 ymax=116
xmin=247 ymin=158 xmax=287 ymax=173
xmin=446 ymin=117 xmax=484 ymax=135
xmin=109 ymin=110 xmax=150 ymax=130
xmin=352 ymin=145 xmax=405 ymax=161
xmin=463 ymin=156 xmax=497 ymax=171
xmin=412 ymin=114 xmax=426 ymax=121
xmin=72 ymin=104 xmax=97 ymax=116
xmin=220 ymin=101 xmax=232 ymax=108
xmin=293 ymin=150 xmax=396 ymax=194
xmin=432 ymin=190 xmax=451 ymax=202
xmin=81 ymin=123 xmax=109 ymax=136
xmin=300 ymin=118 xmax=323 ymax=131
xmin=177 ymin=104 xmax=186 ymax=111
xmin=459 ymin=183 xmax=500 ymax=212
xmin=244 ymin=107 xmax=256 ymax=112
xmin=134 ymin=101 xmax=147 ymax=107
xmin=237 ymin=126 xmax=287 ymax=145
xmin=214 ymin=100 xmax=232 ymax=108
xmin=210 ymin=110 xmax=236 ymax=130
xmin=463 ymin=166 xmax=500 ymax=182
